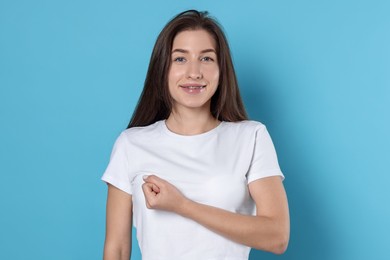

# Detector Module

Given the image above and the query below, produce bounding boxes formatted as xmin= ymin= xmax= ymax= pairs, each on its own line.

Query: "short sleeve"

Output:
xmin=246 ymin=126 xmax=284 ymax=184
xmin=101 ymin=132 xmax=133 ymax=195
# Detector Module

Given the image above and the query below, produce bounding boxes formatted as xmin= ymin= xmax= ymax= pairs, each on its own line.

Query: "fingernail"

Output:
xmin=143 ymin=175 xmax=149 ymax=180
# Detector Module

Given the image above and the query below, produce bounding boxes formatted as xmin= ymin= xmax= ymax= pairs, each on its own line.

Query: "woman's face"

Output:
xmin=168 ymin=29 xmax=219 ymax=113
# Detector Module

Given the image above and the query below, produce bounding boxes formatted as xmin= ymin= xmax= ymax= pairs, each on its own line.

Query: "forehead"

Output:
xmin=172 ymin=29 xmax=217 ymax=51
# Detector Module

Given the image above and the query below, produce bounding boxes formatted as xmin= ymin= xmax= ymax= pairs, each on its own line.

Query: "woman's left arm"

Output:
xmin=142 ymin=175 xmax=290 ymax=254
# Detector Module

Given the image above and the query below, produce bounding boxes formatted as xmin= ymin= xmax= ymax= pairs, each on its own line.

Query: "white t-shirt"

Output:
xmin=102 ymin=120 xmax=284 ymax=260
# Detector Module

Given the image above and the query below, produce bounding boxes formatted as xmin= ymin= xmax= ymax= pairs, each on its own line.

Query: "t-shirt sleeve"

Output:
xmin=246 ymin=125 xmax=284 ymax=184
xmin=101 ymin=132 xmax=133 ymax=195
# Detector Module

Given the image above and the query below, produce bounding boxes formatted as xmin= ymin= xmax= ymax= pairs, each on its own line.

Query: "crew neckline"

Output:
xmin=160 ymin=120 xmax=224 ymax=139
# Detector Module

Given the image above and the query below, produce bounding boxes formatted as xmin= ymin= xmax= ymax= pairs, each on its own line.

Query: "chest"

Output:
xmin=129 ymin=137 xmax=254 ymax=212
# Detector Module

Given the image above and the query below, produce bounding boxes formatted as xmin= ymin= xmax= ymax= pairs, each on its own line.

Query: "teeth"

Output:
xmin=185 ymin=86 xmax=204 ymax=89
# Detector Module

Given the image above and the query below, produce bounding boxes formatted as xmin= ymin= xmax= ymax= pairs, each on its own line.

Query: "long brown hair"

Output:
xmin=127 ymin=10 xmax=247 ymax=128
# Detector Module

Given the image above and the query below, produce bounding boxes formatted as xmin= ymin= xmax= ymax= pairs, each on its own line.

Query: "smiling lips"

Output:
xmin=179 ymin=83 xmax=206 ymax=94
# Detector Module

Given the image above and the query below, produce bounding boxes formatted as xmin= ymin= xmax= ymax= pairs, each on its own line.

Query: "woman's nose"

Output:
xmin=186 ymin=61 xmax=203 ymax=79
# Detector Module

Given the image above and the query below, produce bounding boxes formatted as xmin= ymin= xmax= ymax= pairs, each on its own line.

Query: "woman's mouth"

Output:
xmin=179 ymin=85 xmax=206 ymax=94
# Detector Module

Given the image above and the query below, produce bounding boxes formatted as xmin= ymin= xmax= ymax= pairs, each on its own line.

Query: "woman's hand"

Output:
xmin=142 ymin=175 xmax=188 ymax=213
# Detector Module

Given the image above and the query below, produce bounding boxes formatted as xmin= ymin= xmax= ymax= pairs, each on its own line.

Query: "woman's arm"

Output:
xmin=142 ymin=175 xmax=289 ymax=254
xmin=103 ymin=184 xmax=133 ymax=260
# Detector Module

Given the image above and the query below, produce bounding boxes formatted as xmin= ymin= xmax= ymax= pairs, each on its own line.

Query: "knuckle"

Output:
xmin=147 ymin=203 xmax=155 ymax=209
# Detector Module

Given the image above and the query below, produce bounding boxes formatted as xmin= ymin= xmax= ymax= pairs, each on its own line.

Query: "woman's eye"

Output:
xmin=201 ymin=56 xmax=214 ymax=62
xmin=173 ymin=57 xmax=186 ymax=62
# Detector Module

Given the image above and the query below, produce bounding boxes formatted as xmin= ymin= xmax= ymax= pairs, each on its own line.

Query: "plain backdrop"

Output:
xmin=0 ymin=0 xmax=389 ymax=259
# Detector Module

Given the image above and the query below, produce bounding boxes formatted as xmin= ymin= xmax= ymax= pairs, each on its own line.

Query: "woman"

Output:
xmin=102 ymin=10 xmax=289 ymax=260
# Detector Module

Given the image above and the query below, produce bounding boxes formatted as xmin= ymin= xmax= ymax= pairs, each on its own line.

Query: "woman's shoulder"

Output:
xmin=119 ymin=121 xmax=163 ymax=142
xmin=222 ymin=120 xmax=266 ymax=132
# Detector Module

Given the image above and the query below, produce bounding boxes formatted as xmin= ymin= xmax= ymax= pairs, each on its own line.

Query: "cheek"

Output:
xmin=169 ymin=65 xmax=185 ymax=78
xmin=168 ymin=68 xmax=180 ymax=88
xmin=215 ymin=70 xmax=220 ymax=83
xmin=205 ymin=67 xmax=220 ymax=85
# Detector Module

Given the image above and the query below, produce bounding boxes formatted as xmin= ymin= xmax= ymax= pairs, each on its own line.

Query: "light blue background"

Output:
xmin=1 ymin=0 xmax=389 ymax=259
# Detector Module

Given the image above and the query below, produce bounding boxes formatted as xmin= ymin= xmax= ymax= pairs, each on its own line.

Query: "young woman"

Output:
xmin=102 ymin=10 xmax=289 ymax=260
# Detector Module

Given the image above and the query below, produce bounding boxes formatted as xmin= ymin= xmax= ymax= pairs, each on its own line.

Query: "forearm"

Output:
xmin=142 ymin=175 xmax=289 ymax=254
xmin=178 ymin=199 xmax=289 ymax=254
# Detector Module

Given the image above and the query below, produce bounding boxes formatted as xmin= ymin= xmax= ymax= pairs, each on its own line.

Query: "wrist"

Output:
xmin=177 ymin=197 xmax=193 ymax=216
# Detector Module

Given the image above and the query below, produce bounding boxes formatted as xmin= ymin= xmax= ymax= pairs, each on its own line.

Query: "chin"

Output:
xmin=174 ymin=101 xmax=210 ymax=110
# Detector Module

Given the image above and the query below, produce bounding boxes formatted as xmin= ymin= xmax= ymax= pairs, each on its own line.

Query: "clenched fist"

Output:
xmin=142 ymin=175 xmax=189 ymax=214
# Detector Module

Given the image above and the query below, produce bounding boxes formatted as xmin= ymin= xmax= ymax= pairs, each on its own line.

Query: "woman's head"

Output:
xmin=168 ymin=29 xmax=220 ymax=113
xmin=128 ymin=10 xmax=247 ymax=128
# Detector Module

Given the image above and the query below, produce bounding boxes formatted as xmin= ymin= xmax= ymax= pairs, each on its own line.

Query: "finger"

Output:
xmin=142 ymin=183 xmax=155 ymax=208
xmin=145 ymin=201 xmax=152 ymax=209
xmin=151 ymin=183 xmax=160 ymax=193
xmin=142 ymin=182 xmax=160 ymax=196
xmin=143 ymin=175 xmax=166 ymax=186
xmin=142 ymin=183 xmax=153 ymax=195
xmin=142 ymin=184 xmax=161 ymax=209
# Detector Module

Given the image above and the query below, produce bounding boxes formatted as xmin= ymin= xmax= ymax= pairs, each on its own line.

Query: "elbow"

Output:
xmin=103 ymin=241 xmax=131 ymax=260
xmin=266 ymin=218 xmax=290 ymax=254
xmin=270 ymin=235 xmax=289 ymax=255
xmin=269 ymin=232 xmax=289 ymax=255
xmin=253 ymin=232 xmax=289 ymax=255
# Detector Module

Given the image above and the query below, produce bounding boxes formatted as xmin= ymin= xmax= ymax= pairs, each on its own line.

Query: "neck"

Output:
xmin=166 ymin=107 xmax=220 ymax=135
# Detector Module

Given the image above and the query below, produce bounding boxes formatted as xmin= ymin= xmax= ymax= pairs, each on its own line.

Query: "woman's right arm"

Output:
xmin=103 ymin=184 xmax=133 ymax=260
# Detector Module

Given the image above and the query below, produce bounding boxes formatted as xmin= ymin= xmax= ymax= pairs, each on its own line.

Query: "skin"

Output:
xmin=166 ymin=29 xmax=220 ymax=135
xmin=103 ymin=29 xmax=290 ymax=259
xmin=104 ymin=185 xmax=132 ymax=260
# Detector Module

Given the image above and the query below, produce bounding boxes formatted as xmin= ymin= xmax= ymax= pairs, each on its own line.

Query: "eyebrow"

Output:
xmin=171 ymin=48 xmax=216 ymax=54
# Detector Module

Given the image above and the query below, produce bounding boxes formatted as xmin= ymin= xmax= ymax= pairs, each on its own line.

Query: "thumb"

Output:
xmin=143 ymin=174 xmax=165 ymax=186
